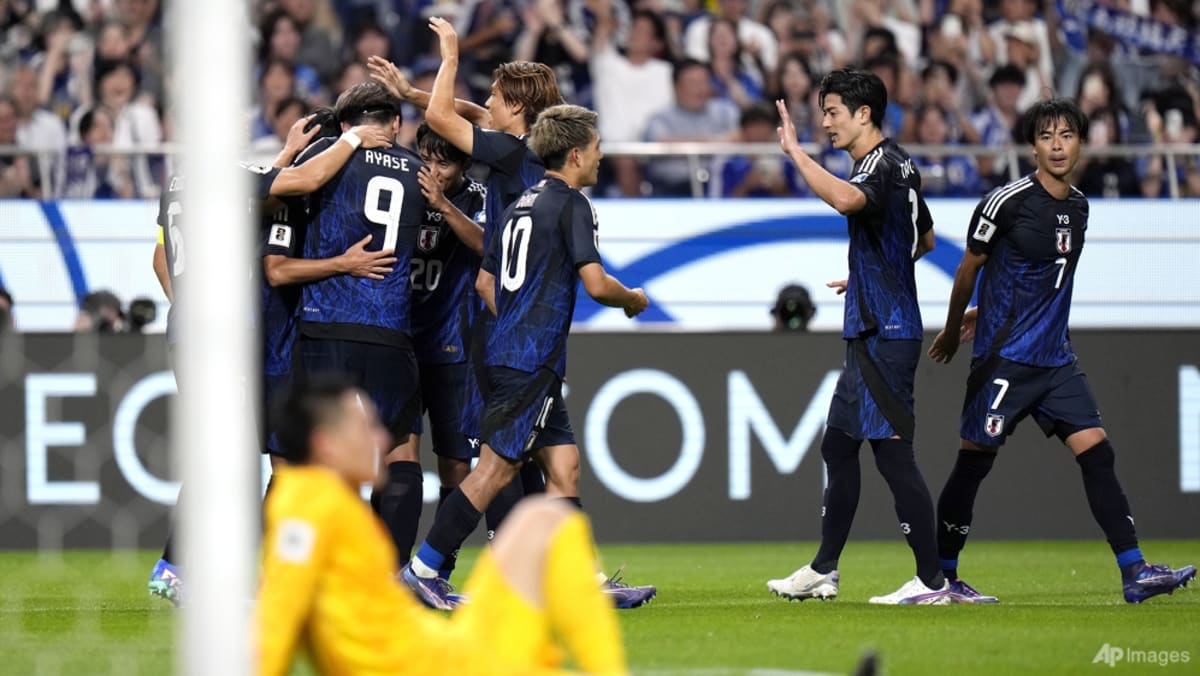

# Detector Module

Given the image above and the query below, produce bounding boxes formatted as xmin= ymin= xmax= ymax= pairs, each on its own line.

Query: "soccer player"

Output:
xmin=291 ymin=81 xmax=430 ymax=567
xmin=369 ymin=20 xmax=563 ymax=531
xmin=409 ymin=121 xmax=486 ymax=584
xmin=146 ymin=115 xmax=396 ymax=606
xmin=766 ymin=69 xmax=951 ymax=605
xmin=928 ymin=98 xmax=1196 ymax=604
xmin=256 ymin=375 xmax=627 ymax=676
xmin=400 ymin=104 xmax=653 ymax=610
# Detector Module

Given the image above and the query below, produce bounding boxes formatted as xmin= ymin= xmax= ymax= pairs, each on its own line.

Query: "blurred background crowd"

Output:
xmin=0 ymin=0 xmax=1197 ymax=201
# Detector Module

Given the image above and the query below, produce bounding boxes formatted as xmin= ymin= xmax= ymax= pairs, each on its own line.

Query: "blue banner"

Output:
xmin=1057 ymin=0 xmax=1200 ymax=66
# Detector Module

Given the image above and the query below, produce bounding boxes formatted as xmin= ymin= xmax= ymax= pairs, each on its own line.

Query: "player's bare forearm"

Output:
xmin=786 ymin=149 xmax=866 ymax=214
xmin=264 ymin=255 xmax=342 ymax=287
xmin=580 ymin=264 xmax=641 ymax=310
xmin=270 ymin=140 xmax=355 ymax=196
xmin=152 ymin=243 xmax=173 ymax=303
xmin=440 ymin=205 xmax=485 ymax=256
xmin=914 ymin=229 xmax=935 ymax=260
xmin=425 ymin=55 xmax=476 ymax=153
xmin=476 ymin=269 xmax=498 ymax=316
xmin=401 ymin=87 xmax=491 ymax=126
xmin=943 ymin=252 xmax=987 ymax=335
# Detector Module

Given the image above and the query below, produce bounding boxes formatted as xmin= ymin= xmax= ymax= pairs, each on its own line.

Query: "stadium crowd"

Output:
xmin=0 ymin=0 xmax=1198 ymax=199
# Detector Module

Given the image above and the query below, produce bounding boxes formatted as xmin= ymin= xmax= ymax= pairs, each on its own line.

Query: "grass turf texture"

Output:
xmin=1 ymin=541 xmax=1197 ymax=675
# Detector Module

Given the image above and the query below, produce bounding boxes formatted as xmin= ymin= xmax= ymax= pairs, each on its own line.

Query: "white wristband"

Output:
xmin=339 ymin=131 xmax=362 ymax=150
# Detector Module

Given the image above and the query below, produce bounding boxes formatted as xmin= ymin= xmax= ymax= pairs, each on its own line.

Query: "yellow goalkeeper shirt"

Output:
xmin=255 ymin=465 xmax=450 ymax=676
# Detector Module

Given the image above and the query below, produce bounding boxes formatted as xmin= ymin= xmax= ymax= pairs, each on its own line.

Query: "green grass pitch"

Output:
xmin=1 ymin=541 xmax=1197 ymax=675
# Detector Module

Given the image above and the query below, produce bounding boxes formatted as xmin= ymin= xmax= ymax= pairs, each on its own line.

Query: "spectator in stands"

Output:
xmin=74 ymin=289 xmax=127 ymax=333
xmin=115 ymin=0 xmax=164 ymax=107
xmin=771 ymin=52 xmax=817 ymax=143
xmin=971 ymin=64 xmax=1025 ymax=188
xmin=11 ymin=62 xmax=67 ymax=151
xmin=771 ymin=283 xmax=815 ymax=332
xmin=455 ymin=0 xmax=522 ymax=101
xmin=332 ymin=60 xmax=369 ymax=98
xmin=711 ymin=102 xmax=804 ymax=197
xmin=845 ymin=0 xmax=921 ymax=65
xmin=347 ymin=20 xmax=392 ymax=65
xmin=988 ymin=0 xmax=1053 ymax=98
xmin=791 ymin=0 xmax=849 ymax=77
xmin=0 ymin=96 xmax=40 ymax=198
xmin=642 ymin=59 xmax=739 ymax=196
xmin=864 ymin=53 xmax=904 ymax=139
xmin=1075 ymin=62 xmax=1131 ymax=140
xmin=514 ymin=0 xmax=591 ymax=104
xmin=706 ymin=17 xmax=764 ymax=110
xmin=1075 ymin=106 xmax=1141 ymax=198
xmin=257 ymin=10 xmax=325 ymax=105
xmin=252 ymin=96 xmax=309 ymax=153
xmin=590 ymin=0 xmax=672 ymax=196
xmin=996 ymin=21 xmax=1051 ymax=112
xmin=684 ymin=0 xmax=779 ymax=75
xmin=0 ymin=286 xmax=12 ymax=332
xmin=760 ymin=0 xmax=796 ymax=62
xmin=908 ymin=60 xmax=980 ymax=145
xmin=249 ymin=58 xmax=297 ymax=143
xmin=1138 ymin=90 xmax=1200 ymax=197
xmin=279 ymin=0 xmax=342 ymax=82
xmin=925 ymin=0 xmax=995 ymax=108
xmin=82 ymin=60 xmax=162 ymax=196
xmin=910 ymin=103 xmax=980 ymax=197
xmin=35 ymin=10 xmax=90 ymax=123
xmin=62 ymin=105 xmax=134 ymax=198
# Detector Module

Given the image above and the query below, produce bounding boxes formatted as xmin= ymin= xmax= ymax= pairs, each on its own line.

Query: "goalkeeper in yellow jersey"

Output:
xmin=255 ymin=376 xmax=627 ymax=676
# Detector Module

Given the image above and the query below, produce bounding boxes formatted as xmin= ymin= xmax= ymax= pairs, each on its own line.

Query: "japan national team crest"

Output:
xmin=984 ymin=413 xmax=1005 ymax=438
xmin=418 ymin=225 xmax=440 ymax=252
xmin=1055 ymin=228 xmax=1072 ymax=254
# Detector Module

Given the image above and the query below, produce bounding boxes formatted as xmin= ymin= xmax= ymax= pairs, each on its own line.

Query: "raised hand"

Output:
xmin=339 ymin=234 xmax=398 ymax=281
xmin=775 ymin=100 xmax=802 ymax=156
xmin=284 ymin=114 xmax=321 ymax=151
xmin=417 ymin=166 xmax=448 ymax=212
xmin=429 ymin=17 xmax=460 ymax=58
xmin=367 ymin=56 xmax=411 ymax=100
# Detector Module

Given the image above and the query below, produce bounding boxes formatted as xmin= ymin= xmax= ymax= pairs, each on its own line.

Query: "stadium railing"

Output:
xmin=2 ymin=142 xmax=1199 ymax=199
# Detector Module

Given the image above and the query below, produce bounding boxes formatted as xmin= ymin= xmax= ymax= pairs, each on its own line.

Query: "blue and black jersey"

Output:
xmin=968 ymin=174 xmax=1089 ymax=367
xmin=471 ymin=127 xmax=545 ymax=250
xmin=299 ymin=138 xmax=426 ymax=346
xmin=481 ymin=177 xmax=602 ymax=378
xmin=411 ymin=178 xmax=487 ymax=364
xmin=841 ymin=139 xmax=933 ymax=340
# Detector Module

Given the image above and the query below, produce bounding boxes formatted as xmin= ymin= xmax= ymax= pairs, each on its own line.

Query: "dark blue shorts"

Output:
xmin=296 ymin=337 xmax=422 ymax=442
xmin=479 ymin=366 xmax=574 ymax=461
xmin=262 ymin=372 xmax=290 ymax=456
xmin=960 ymin=357 xmax=1103 ymax=447
xmin=416 ymin=361 xmax=476 ymax=459
xmin=827 ymin=335 xmax=919 ymax=441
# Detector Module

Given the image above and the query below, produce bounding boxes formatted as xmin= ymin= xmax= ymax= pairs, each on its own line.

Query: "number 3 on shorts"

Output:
xmin=990 ymin=378 xmax=1010 ymax=411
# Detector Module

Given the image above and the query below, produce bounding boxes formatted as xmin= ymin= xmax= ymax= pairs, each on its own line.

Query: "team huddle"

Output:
xmin=146 ymin=17 xmax=1192 ymax=676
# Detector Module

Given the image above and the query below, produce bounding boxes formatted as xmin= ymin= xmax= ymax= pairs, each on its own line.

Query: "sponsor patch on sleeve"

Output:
xmin=849 ymin=173 xmax=869 ymax=184
xmin=972 ymin=217 xmax=997 ymax=243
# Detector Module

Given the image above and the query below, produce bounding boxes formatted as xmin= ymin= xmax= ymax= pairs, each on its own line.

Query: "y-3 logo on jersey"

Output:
xmin=1055 ymin=227 xmax=1072 ymax=254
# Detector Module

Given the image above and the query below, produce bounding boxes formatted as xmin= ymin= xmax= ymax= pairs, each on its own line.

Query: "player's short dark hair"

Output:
xmin=272 ymin=374 xmax=360 ymax=465
xmin=528 ymin=104 xmax=598 ymax=171
xmin=989 ymin=64 xmax=1027 ymax=89
xmin=740 ymin=102 xmax=778 ymax=128
xmin=492 ymin=61 xmax=564 ymax=130
xmin=1020 ymin=97 xmax=1089 ymax=145
xmin=335 ymin=81 xmax=401 ymax=127
xmin=673 ymin=58 xmax=710 ymax=85
xmin=416 ymin=122 xmax=470 ymax=166
xmin=305 ymin=106 xmax=341 ymax=139
xmin=819 ymin=67 xmax=887 ymax=129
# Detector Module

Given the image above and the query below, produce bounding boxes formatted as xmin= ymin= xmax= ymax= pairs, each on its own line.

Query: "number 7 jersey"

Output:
xmin=967 ymin=174 xmax=1089 ymax=367
xmin=300 ymin=138 xmax=426 ymax=346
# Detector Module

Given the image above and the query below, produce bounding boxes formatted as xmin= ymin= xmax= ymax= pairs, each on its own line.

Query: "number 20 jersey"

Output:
xmin=481 ymin=177 xmax=602 ymax=378
xmin=967 ymin=174 xmax=1089 ymax=367
xmin=300 ymin=139 xmax=426 ymax=346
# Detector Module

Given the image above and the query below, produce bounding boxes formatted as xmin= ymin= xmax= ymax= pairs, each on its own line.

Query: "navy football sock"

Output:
xmin=484 ymin=475 xmax=523 ymax=540
xmin=422 ymin=488 xmax=483 ymax=574
xmin=936 ymin=448 xmax=996 ymax=576
xmin=436 ymin=486 xmax=459 ymax=579
xmin=378 ymin=461 xmax=424 ymax=567
xmin=1075 ymin=440 xmax=1140 ymax=568
xmin=871 ymin=438 xmax=944 ymax=589
xmin=810 ymin=431 xmax=861 ymax=575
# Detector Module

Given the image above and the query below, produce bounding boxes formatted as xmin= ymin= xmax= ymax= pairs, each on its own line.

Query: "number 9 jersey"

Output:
xmin=300 ymin=138 xmax=427 ymax=346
